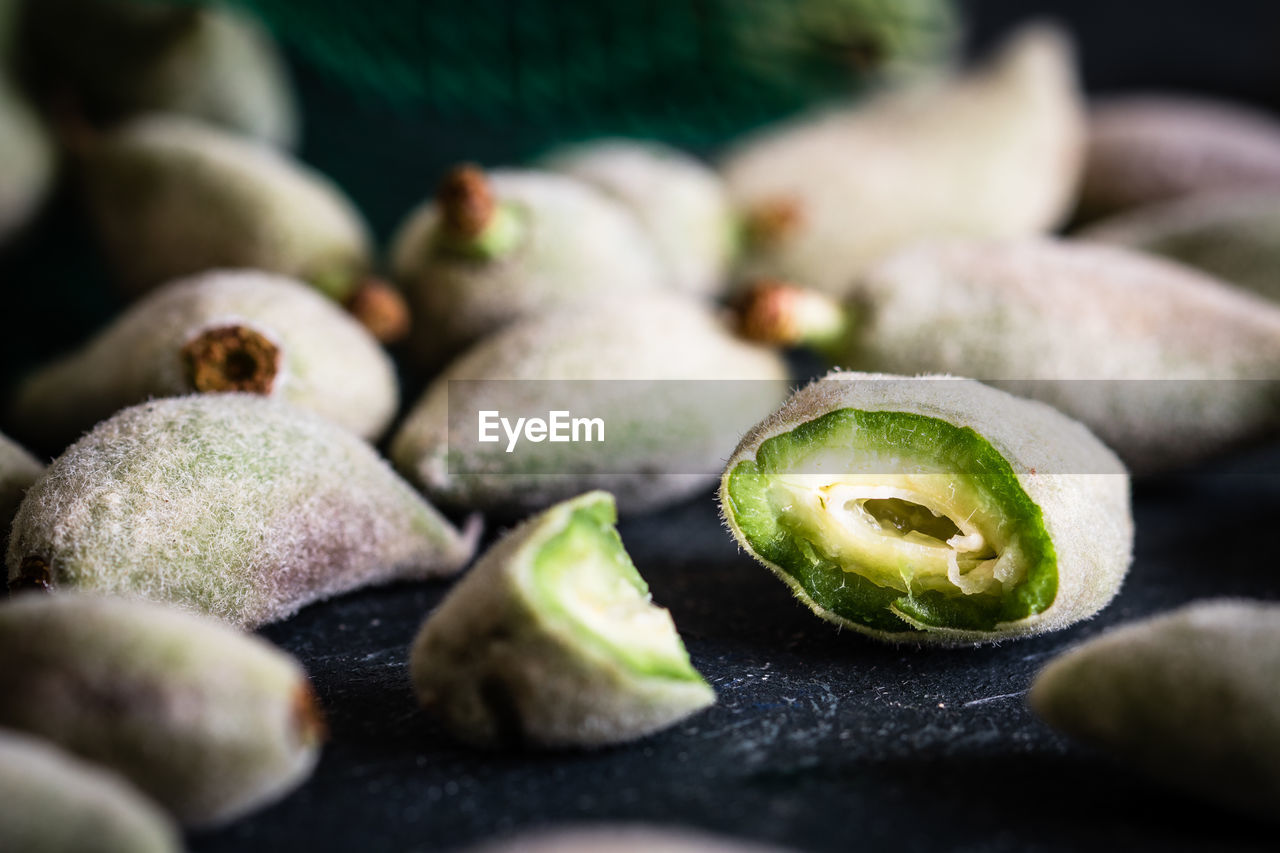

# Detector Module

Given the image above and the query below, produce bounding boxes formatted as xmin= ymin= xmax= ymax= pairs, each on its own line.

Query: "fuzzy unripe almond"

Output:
xmin=18 ymin=0 xmax=297 ymax=147
xmin=6 ymin=395 xmax=477 ymax=627
xmin=0 ymin=593 xmax=323 ymax=827
xmin=543 ymin=139 xmax=738 ymax=297
xmin=722 ymin=23 xmax=1084 ymax=296
xmin=1078 ymin=190 xmax=1280 ymax=305
xmin=10 ymin=269 xmax=399 ymax=449
xmin=0 ymin=731 xmax=180 ymax=853
xmin=0 ymin=431 xmax=41 ymax=544
xmin=79 ymin=115 xmax=406 ymax=340
xmin=738 ymin=238 xmax=1280 ymax=472
xmin=0 ymin=76 xmax=53 ymax=245
xmin=1030 ymin=600 xmax=1280 ymax=819
xmin=391 ymin=292 xmax=790 ymax=517
xmin=1080 ymin=95 xmax=1280 ymax=220
xmin=389 ymin=165 xmax=667 ymax=368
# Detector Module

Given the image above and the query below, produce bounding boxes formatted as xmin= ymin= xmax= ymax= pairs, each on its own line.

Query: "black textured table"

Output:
xmin=188 ymin=463 xmax=1279 ymax=853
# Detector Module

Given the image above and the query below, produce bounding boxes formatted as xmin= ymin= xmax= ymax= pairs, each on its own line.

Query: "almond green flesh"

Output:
xmin=11 ymin=270 xmax=399 ymax=448
xmin=391 ymin=292 xmax=790 ymax=517
xmin=83 ymin=115 xmax=369 ymax=298
xmin=0 ymin=731 xmax=179 ymax=853
xmin=721 ymin=24 xmax=1084 ymax=296
xmin=720 ymin=373 xmax=1132 ymax=645
xmin=543 ymin=139 xmax=737 ymax=297
xmin=0 ymin=594 xmax=323 ymax=827
xmin=389 ymin=169 xmax=667 ymax=368
xmin=6 ymin=395 xmax=476 ymax=627
xmin=410 ymin=491 xmax=714 ymax=748
xmin=1030 ymin=600 xmax=1280 ymax=819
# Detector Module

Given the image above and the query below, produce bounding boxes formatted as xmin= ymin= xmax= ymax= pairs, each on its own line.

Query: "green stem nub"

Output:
xmin=182 ymin=325 xmax=281 ymax=395
xmin=736 ymin=279 xmax=849 ymax=352
xmin=435 ymin=164 xmax=524 ymax=260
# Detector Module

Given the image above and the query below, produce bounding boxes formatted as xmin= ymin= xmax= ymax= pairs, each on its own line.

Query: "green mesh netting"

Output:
xmin=186 ymin=0 xmax=958 ymax=146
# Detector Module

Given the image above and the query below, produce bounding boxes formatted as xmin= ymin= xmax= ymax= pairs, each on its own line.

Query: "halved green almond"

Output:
xmin=410 ymin=491 xmax=714 ymax=747
xmin=720 ymin=373 xmax=1133 ymax=644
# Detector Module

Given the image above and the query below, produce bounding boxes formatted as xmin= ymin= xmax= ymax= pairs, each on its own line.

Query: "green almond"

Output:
xmin=1031 ymin=599 xmax=1280 ymax=819
xmin=389 ymin=165 xmax=667 ymax=369
xmin=721 ymin=24 xmax=1084 ymax=297
xmin=391 ymin=291 xmax=790 ymax=517
xmin=0 ymin=731 xmax=179 ymax=853
xmin=0 ymin=594 xmax=324 ymax=827
xmin=82 ymin=115 xmax=371 ymax=302
xmin=11 ymin=270 xmax=399 ymax=449
xmin=6 ymin=395 xmax=476 ymax=627
xmin=410 ymin=491 xmax=714 ymax=748
xmin=1080 ymin=96 xmax=1280 ymax=220
xmin=0 ymin=431 xmax=42 ymax=546
xmin=1080 ymin=190 xmax=1280 ymax=304
xmin=720 ymin=373 xmax=1132 ymax=644
xmin=0 ymin=77 xmax=53 ymax=246
xmin=543 ymin=139 xmax=737 ymax=298
xmin=19 ymin=0 xmax=297 ymax=146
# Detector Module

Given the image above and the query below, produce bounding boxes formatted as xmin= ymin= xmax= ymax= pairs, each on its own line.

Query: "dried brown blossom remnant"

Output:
xmin=182 ymin=325 xmax=282 ymax=394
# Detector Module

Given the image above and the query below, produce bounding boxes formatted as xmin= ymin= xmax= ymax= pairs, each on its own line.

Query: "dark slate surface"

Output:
xmin=186 ymin=465 xmax=1280 ymax=853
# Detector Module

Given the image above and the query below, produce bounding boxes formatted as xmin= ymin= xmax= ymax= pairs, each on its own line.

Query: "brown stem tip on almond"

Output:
xmin=743 ymin=197 xmax=804 ymax=249
xmin=437 ymin=164 xmax=495 ymax=239
xmin=345 ymin=277 xmax=410 ymax=344
xmin=182 ymin=325 xmax=281 ymax=394
xmin=735 ymin=279 xmax=848 ymax=350
xmin=8 ymin=556 xmax=52 ymax=595
xmin=291 ymin=682 xmax=328 ymax=748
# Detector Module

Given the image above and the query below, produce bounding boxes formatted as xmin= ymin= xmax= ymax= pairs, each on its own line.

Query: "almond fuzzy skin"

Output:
xmin=1030 ymin=600 xmax=1280 ymax=819
xmin=0 ymin=594 xmax=323 ymax=827
xmin=6 ymin=395 xmax=477 ymax=627
xmin=0 ymin=731 xmax=179 ymax=853
xmin=390 ymin=292 xmax=790 ymax=517
xmin=0 ymin=431 xmax=41 ymax=542
xmin=410 ymin=492 xmax=715 ymax=748
xmin=19 ymin=0 xmax=297 ymax=147
xmin=389 ymin=168 xmax=666 ymax=368
xmin=721 ymin=24 xmax=1084 ymax=297
xmin=0 ymin=76 xmax=53 ymax=246
xmin=720 ymin=373 xmax=1133 ymax=646
xmin=82 ymin=115 xmax=370 ymax=298
xmin=1080 ymin=95 xmax=1280 ymax=220
xmin=839 ymin=237 xmax=1280 ymax=472
xmin=543 ymin=139 xmax=737 ymax=298
xmin=11 ymin=270 xmax=398 ymax=448
xmin=1078 ymin=190 xmax=1280 ymax=304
